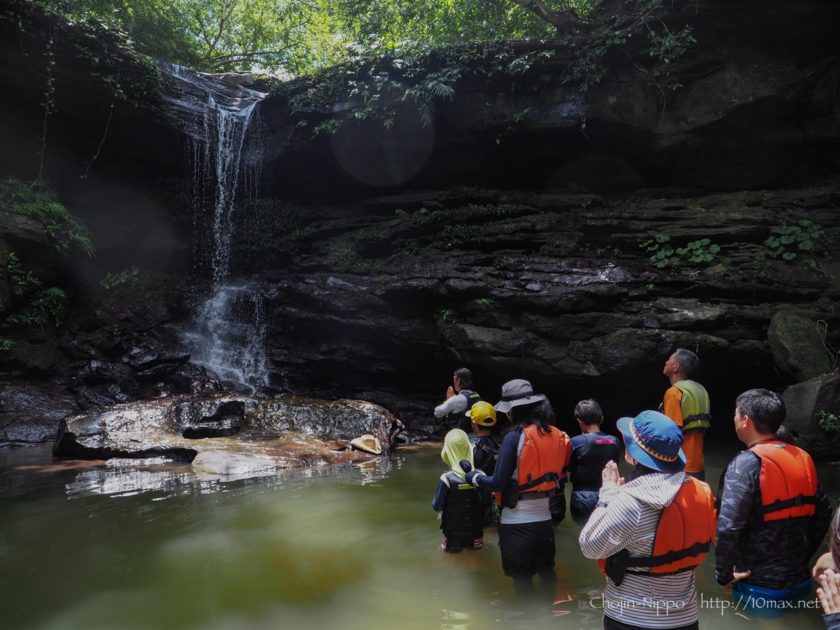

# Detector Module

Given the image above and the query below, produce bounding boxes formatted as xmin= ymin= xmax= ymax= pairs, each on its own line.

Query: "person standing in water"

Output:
xmin=568 ymin=399 xmax=621 ymax=526
xmin=434 ymin=367 xmax=481 ymax=434
xmin=716 ymin=388 xmax=831 ymax=605
xmin=579 ymin=410 xmax=715 ymax=630
xmin=661 ymin=348 xmax=711 ymax=481
xmin=466 ymin=379 xmax=570 ymax=594
xmin=467 ymin=401 xmax=501 ymax=526
xmin=432 ymin=429 xmax=486 ymax=553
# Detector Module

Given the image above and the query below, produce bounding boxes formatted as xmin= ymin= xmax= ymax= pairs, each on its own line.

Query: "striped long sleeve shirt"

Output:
xmin=579 ymin=469 xmax=699 ymax=629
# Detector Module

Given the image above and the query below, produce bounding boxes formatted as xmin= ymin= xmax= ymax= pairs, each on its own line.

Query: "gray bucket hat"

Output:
xmin=494 ymin=379 xmax=546 ymax=414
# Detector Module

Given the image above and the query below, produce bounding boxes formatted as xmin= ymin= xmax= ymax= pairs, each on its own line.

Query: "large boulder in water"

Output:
xmin=54 ymin=394 xmax=404 ymax=474
xmin=0 ymin=381 xmax=78 ymax=444
xmin=768 ymin=310 xmax=832 ymax=383
xmin=782 ymin=373 xmax=840 ymax=461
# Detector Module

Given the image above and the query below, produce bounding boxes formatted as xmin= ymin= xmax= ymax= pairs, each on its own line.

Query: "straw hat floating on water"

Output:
xmin=349 ymin=434 xmax=382 ymax=455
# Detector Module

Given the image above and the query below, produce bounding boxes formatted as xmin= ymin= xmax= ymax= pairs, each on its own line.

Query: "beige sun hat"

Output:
xmin=349 ymin=434 xmax=383 ymax=455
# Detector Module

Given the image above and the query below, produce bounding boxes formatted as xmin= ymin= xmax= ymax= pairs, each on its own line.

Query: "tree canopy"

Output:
xmin=37 ymin=0 xmax=603 ymax=75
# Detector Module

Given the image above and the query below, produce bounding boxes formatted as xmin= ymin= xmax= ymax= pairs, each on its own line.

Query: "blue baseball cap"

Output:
xmin=617 ymin=410 xmax=686 ymax=472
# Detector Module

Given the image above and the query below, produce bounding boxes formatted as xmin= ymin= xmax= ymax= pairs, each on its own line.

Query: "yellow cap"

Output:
xmin=466 ymin=401 xmax=497 ymax=427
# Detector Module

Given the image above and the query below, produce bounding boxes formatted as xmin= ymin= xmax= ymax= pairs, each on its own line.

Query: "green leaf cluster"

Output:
xmin=100 ymin=266 xmax=142 ymax=290
xmin=764 ymin=219 xmax=823 ymax=263
xmin=1 ymin=253 xmax=68 ymax=350
xmin=29 ymin=0 xmax=681 ymax=89
xmin=0 ymin=178 xmax=93 ymax=256
xmin=817 ymin=409 xmax=840 ymax=435
xmin=646 ymin=24 xmax=695 ymax=89
xmin=286 ymin=44 xmax=561 ymax=135
xmin=640 ymin=234 xmax=721 ymax=269
xmin=0 ymin=178 xmax=90 ymax=350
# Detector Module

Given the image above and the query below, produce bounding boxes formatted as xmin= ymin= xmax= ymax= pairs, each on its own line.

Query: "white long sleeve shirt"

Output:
xmin=579 ymin=470 xmax=699 ymax=629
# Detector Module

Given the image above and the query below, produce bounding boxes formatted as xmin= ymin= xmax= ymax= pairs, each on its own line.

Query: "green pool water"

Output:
xmin=0 ymin=444 xmax=828 ymax=629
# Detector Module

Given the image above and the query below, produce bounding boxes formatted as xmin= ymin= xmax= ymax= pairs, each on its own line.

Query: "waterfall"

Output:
xmin=184 ymin=283 xmax=269 ymax=389
xmin=164 ymin=64 xmax=269 ymax=392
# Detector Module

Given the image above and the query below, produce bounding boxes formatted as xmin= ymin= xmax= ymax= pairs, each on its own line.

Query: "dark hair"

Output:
xmin=673 ymin=348 xmax=699 ymax=378
xmin=453 ymin=367 xmax=473 ymax=389
xmin=510 ymin=399 xmax=553 ymax=434
xmin=736 ymin=388 xmax=785 ymax=434
xmin=575 ymin=399 xmax=603 ymax=425
xmin=774 ymin=424 xmax=797 ymax=445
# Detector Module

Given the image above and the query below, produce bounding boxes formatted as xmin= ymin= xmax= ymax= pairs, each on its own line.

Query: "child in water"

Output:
xmin=568 ymin=399 xmax=621 ymax=525
xmin=467 ymin=401 xmax=501 ymax=526
xmin=432 ymin=429 xmax=486 ymax=553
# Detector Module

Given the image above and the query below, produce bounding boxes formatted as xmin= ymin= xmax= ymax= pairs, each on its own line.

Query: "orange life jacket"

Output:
xmin=517 ymin=424 xmax=571 ymax=494
xmin=598 ymin=477 xmax=716 ymax=579
xmin=495 ymin=424 xmax=571 ymax=508
xmin=750 ymin=440 xmax=818 ymax=522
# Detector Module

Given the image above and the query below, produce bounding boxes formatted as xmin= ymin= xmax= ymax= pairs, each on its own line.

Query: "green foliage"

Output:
xmin=580 ymin=242 xmax=621 ymax=257
xmin=640 ymin=234 xmax=721 ymax=269
xmin=1 ymin=252 xmax=68 ymax=350
xmin=2 ymin=287 xmax=67 ymax=328
xmin=6 ymin=252 xmax=34 ymax=298
xmin=326 ymin=242 xmax=384 ymax=273
xmin=284 ymin=44 xmax=561 ymax=135
xmin=0 ymin=178 xmax=93 ymax=256
xmin=28 ymin=0 xmax=691 ymax=92
xmin=675 ymin=238 xmax=720 ymax=264
xmin=0 ymin=178 xmax=87 ymax=350
xmin=404 ymin=202 xmax=533 ymax=250
xmin=439 ymin=308 xmax=456 ymax=323
xmin=559 ymin=0 xmax=695 ymax=93
xmin=312 ymin=119 xmax=343 ymax=137
xmin=646 ymin=24 xmax=696 ymax=90
xmin=100 ymin=266 xmax=142 ymax=290
xmin=327 ymin=0 xmax=556 ymax=56
xmin=764 ymin=219 xmax=824 ymax=264
xmin=562 ymin=27 xmax=627 ymax=92
xmin=817 ymin=409 xmax=840 ymax=436
xmin=640 ymin=233 xmax=675 ymax=268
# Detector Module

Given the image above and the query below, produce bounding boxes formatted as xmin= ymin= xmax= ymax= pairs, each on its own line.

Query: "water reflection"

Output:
xmin=0 ymin=447 xmax=829 ymax=629
xmin=49 ymin=454 xmax=398 ymax=499
xmin=65 ymin=458 xmax=196 ymax=498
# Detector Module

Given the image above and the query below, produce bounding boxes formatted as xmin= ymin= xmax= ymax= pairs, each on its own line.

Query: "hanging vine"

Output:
xmin=37 ymin=22 xmax=56 ymax=182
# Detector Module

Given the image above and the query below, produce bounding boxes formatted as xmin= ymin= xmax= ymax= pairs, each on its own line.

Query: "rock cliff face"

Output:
xmin=257 ymin=0 xmax=840 ymax=199
xmin=228 ymin=183 xmax=840 ymax=428
xmin=0 ymin=0 xmax=838 ymax=447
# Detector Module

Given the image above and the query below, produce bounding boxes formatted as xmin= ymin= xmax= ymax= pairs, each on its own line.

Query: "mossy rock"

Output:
xmin=782 ymin=373 xmax=840 ymax=462
xmin=767 ymin=310 xmax=831 ymax=383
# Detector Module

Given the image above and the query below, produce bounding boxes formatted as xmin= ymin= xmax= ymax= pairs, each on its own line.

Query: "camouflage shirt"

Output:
xmin=715 ymin=449 xmax=831 ymax=589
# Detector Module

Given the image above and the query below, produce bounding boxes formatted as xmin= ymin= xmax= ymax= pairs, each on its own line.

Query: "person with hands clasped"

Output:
xmin=818 ymin=568 xmax=840 ymax=629
xmin=434 ymin=368 xmax=481 ymax=434
xmin=579 ymin=410 xmax=716 ymax=630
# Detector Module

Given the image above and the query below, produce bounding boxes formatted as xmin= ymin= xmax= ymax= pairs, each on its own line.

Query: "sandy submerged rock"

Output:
xmin=191 ymin=451 xmax=278 ymax=477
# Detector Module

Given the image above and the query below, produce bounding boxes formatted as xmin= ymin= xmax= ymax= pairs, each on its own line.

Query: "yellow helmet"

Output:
xmin=466 ymin=401 xmax=497 ymax=427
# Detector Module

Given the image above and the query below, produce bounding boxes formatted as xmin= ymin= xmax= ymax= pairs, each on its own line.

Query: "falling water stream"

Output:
xmin=165 ymin=65 xmax=269 ymax=392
